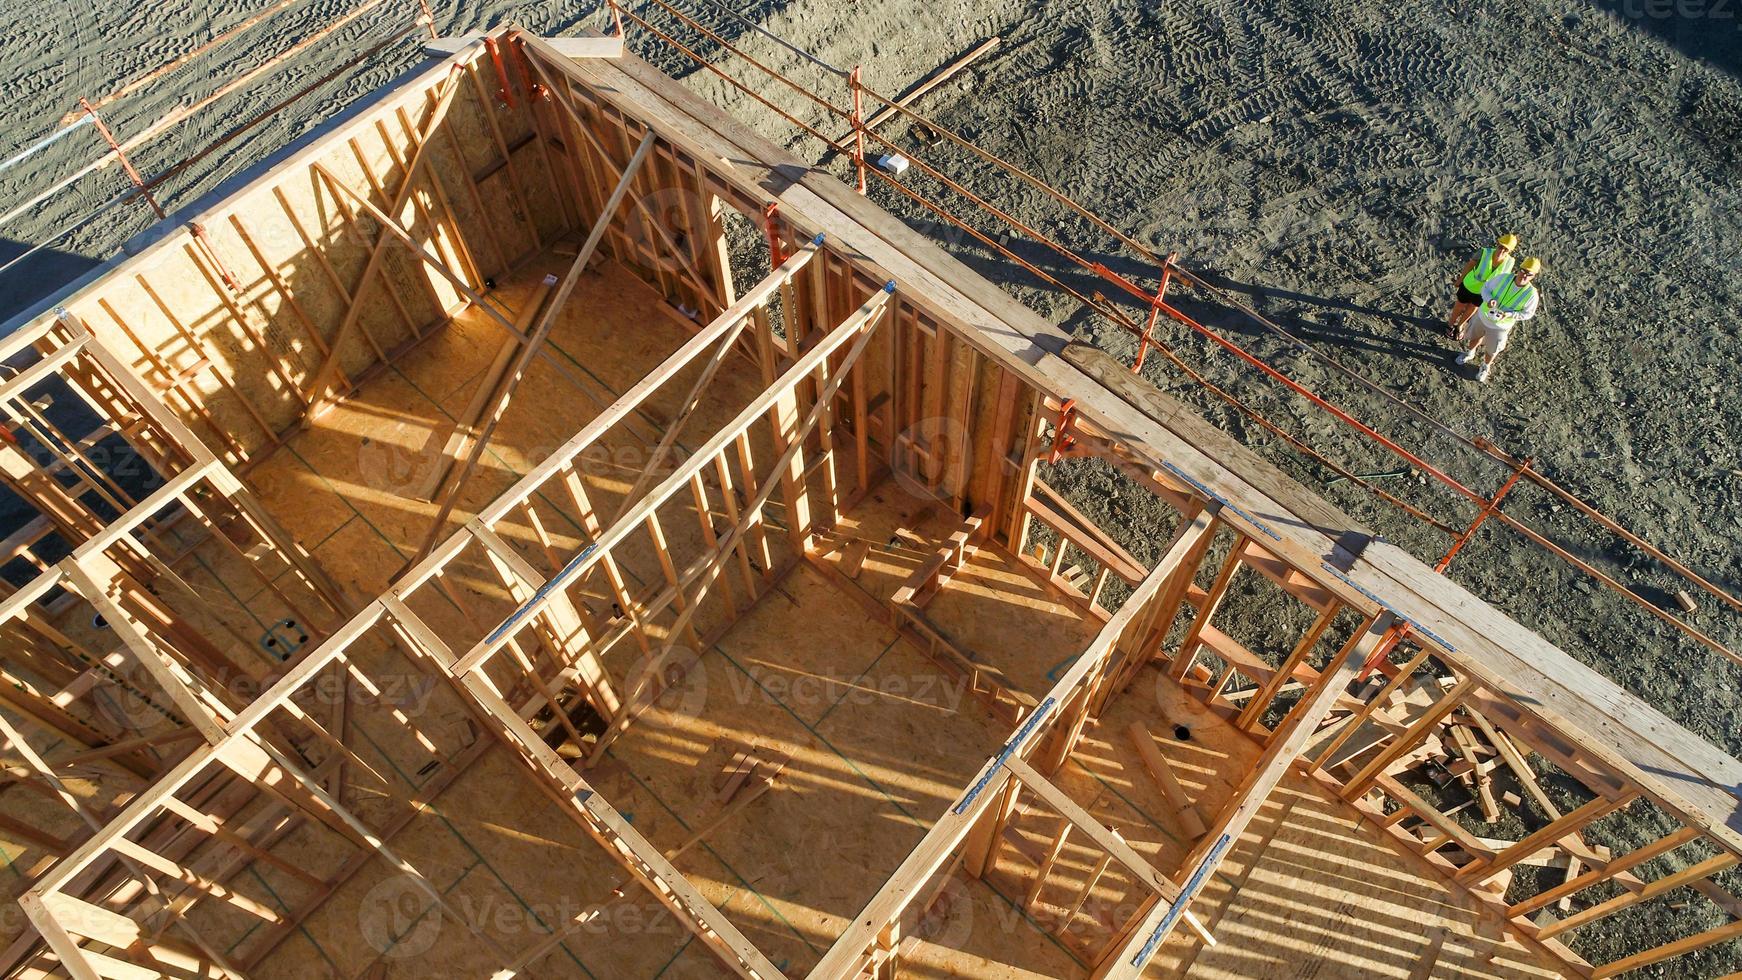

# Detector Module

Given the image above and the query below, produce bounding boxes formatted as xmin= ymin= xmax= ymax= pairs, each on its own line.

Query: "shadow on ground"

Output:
xmin=0 ymin=239 xmax=100 ymax=326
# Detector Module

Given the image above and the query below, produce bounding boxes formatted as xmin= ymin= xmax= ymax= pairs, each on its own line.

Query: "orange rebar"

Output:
xmin=484 ymin=36 xmax=515 ymax=106
xmin=59 ymin=0 xmax=302 ymax=125
xmin=857 ymin=79 xmax=1165 ymax=275
xmin=614 ymin=6 xmax=850 ymax=155
xmin=1359 ymin=621 xmax=1411 ymax=679
xmin=1048 ymin=399 xmax=1078 ymax=465
xmin=107 ymin=0 xmax=392 ymax=166
xmin=853 ymin=133 xmax=1461 ymax=534
xmin=415 ymin=0 xmax=437 ymax=38
xmin=849 ymin=113 xmax=1491 ymax=515
xmin=1134 ymin=252 xmax=1176 ymax=373
xmin=79 ymin=99 xmax=165 ymax=220
xmin=849 ymin=66 xmax=868 ymax=195
xmin=1150 ymin=294 xmax=1487 ymax=506
xmin=1484 ymin=441 xmax=1742 ymax=615
xmin=635 ymin=0 xmax=851 ymax=119
xmin=1489 ymin=508 xmax=1742 ymax=668
xmin=763 ymin=203 xmax=785 ymax=264
xmin=127 ymin=33 xmax=399 ymax=200
xmin=1436 ymin=449 xmax=1531 ymax=572
xmin=188 ymin=221 xmax=242 ymax=292
xmin=1131 ymin=318 xmax=1460 ymax=536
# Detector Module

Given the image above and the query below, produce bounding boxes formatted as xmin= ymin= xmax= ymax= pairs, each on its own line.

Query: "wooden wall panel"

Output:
xmin=8 ymin=46 xmax=577 ymax=467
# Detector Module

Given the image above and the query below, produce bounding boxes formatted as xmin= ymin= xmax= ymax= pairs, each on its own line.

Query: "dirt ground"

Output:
xmin=3 ymin=0 xmax=1742 ymax=973
xmin=667 ymin=0 xmax=1742 ymax=745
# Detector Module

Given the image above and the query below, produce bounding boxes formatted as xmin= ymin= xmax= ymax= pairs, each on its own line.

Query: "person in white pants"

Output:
xmin=1456 ymin=257 xmax=1542 ymax=383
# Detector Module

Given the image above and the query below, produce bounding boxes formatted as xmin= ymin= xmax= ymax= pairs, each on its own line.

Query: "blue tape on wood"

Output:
xmin=1160 ymin=461 xmax=1281 ymax=542
xmin=487 ymin=544 xmax=597 ymax=646
xmin=952 ymin=696 xmax=1056 ymax=814
xmin=1317 ymin=562 xmax=1455 ymax=653
xmin=1134 ymin=831 xmax=1232 ymax=965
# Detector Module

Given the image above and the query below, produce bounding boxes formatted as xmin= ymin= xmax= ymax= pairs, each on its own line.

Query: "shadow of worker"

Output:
xmin=1184 ymin=267 xmax=1454 ymax=369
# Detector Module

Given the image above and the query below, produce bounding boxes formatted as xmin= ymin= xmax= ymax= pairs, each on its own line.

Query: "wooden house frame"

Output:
xmin=0 ymin=27 xmax=1736 ymax=979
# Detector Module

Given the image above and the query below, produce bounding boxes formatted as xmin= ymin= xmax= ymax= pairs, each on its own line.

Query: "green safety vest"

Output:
xmin=1488 ymin=273 xmax=1536 ymax=314
xmin=1462 ymin=247 xmax=1514 ymax=292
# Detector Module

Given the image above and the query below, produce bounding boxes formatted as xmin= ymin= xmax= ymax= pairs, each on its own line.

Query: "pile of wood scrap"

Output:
xmin=715 ymin=741 xmax=792 ymax=804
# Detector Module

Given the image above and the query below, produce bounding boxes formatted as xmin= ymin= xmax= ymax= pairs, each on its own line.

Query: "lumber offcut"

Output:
xmin=1127 ymin=722 xmax=1207 ymax=840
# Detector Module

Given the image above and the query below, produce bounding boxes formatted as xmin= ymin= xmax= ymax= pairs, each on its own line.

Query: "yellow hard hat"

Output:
xmin=1519 ymin=256 xmax=1543 ymax=274
xmin=1496 ymin=233 xmax=1520 ymax=250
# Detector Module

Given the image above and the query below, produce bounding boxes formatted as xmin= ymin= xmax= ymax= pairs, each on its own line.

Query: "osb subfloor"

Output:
xmin=244 ymin=255 xmax=734 ymax=608
xmin=0 ymin=478 xmax=338 ymax=946
xmin=1053 ymin=671 xmax=1559 ymax=979
xmin=217 ymin=259 xmax=1563 ymax=977
xmin=234 ymin=256 xmax=777 ymax=977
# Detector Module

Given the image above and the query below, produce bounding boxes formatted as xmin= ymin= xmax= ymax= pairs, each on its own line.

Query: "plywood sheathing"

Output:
xmin=7 ymin=43 xmax=568 ymax=468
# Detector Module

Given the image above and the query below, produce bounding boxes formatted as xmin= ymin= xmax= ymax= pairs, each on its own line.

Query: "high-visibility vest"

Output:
xmin=1462 ymin=247 xmax=1514 ymax=293
xmin=1489 ymin=273 xmax=1536 ymax=315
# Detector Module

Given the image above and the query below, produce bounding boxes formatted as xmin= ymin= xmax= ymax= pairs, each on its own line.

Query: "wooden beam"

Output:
xmin=1459 ymin=793 xmax=1634 ymax=884
xmin=525 ymin=55 xmax=722 ymax=312
xmin=218 ymin=734 xmax=514 ymax=961
xmin=1236 ymin=600 xmax=1339 ymax=732
xmin=1537 ymin=848 xmax=1738 ymax=941
xmin=412 ymin=276 xmax=556 ymax=501
xmin=1507 ymin=826 xmax=1703 ymax=918
xmin=584 ymin=289 xmax=893 ymax=760
xmin=822 ymin=37 xmax=1002 ymax=148
xmin=18 ymin=892 xmax=102 ymax=980
xmin=468 ymin=521 xmax=621 ymax=719
xmin=605 ymin=294 xmax=764 ymax=526
xmin=304 ymin=66 xmax=466 ymax=422
xmin=804 ymin=758 xmax=1014 ymax=979
xmin=308 ymin=165 xmax=544 ymax=356
xmin=1589 ymin=917 xmax=1742 ymax=979
xmin=407 ymin=130 xmax=657 ymax=564
xmin=1344 ymin=675 xmax=1478 ymax=799
xmin=60 ymin=558 xmax=230 ymax=744
xmin=809 ymin=511 xmax=1220 ymax=976
xmin=449 ymin=283 xmax=890 ymax=678
xmin=541 ymin=34 xmax=626 ymax=60
xmin=381 ymin=598 xmax=783 ymax=979
xmin=1100 ymin=512 xmax=1217 ymax=708
xmin=1092 ymin=612 xmax=1395 ymax=979
xmin=1126 ymin=723 xmax=1207 ymax=840
xmin=1004 ymin=757 xmax=1214 ymax=945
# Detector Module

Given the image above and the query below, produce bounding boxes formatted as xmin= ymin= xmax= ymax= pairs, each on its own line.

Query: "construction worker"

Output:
xmin=1447 ymin=233 xmax=1518 ymax=338
xmin=1456 ymin=257 xmax=1542 ymax=383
